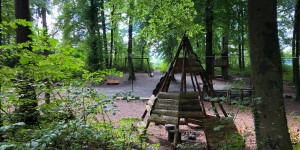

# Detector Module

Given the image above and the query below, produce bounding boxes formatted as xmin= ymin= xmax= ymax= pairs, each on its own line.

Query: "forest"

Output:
xmin=0 ymin=0 xmax=300 ymax=149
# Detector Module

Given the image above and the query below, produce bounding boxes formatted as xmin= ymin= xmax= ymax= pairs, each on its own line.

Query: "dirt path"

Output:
xmin=94 ymin=71 xmax=300 ymax=149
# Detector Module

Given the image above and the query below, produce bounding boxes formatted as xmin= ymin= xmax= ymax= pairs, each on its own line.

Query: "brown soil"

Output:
xmin=95 ymin=71 xmax=300 ymax=149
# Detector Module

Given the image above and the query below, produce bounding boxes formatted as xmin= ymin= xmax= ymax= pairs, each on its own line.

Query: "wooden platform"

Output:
xmin=106 ymin=79 xmax=120 ymax=85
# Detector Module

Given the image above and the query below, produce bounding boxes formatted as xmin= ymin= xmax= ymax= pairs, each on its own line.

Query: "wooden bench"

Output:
xmin=106 ymin=79 xmax=120 ymax=85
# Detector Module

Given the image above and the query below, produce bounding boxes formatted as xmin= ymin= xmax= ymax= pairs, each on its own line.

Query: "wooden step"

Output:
xmin=152 ymin=109 xmax=178 ymax=117
xmin=179 ymin=111 xmax=202 ymax=118
xmin=156 ymin=98 xmax=179 ymax=105
xmin=179 ymin=99 xmax=200 ymax=105
xmin=178 ymin=105 xmax=202 ymax=111
xmin=148 ymin=115 xmax=178 ymax=125
xmin=179 ymin=91 xmax=198 ymax=99
xmin=155 ymin=103 xmax=178 ymax=110
xmin=157 ymin=92 xmax=180 ymax=99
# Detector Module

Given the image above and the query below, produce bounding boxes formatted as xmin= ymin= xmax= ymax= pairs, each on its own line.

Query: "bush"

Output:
xmin=0 ymin=21 xmax=157 ymax=150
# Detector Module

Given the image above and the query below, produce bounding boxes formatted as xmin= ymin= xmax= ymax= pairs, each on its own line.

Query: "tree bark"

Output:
xmin=238 ymin=37 xmax=242 ymax=69
xmin=128 ymin=1 xmax=135 ymax=80
xmin=248 ymin=0 xmax=293 ymax=149
xmin=110 ymin=5 xmax=115 ymax=69
xmin=295 ymin=0 xmax=300 ymax=101
xmin=292 ymin=25 xmax=296 ymax=83
xmin=221 ymin=34 xmax=229 ymax=79
xmin=114 ymin=39 xmax=117 ymax=66
xmin=15 ymin=0 xmax=39 ymax=126
xmin=87 ymin=0 xmax=101 ymax=72
xmin=238 ymin=3 xmax=242 ymax=69
xmin=101 ymin=0 xmax=108 ymax=68
xmin=205 ymin=0 xmax=214 ymax=77
xmin=41 ymin=7 xmax=51 ymax=104
xmin=241 ymin=6 xmax=245 ymax=69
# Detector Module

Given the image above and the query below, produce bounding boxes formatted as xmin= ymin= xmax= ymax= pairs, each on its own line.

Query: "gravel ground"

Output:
xmin=93 ymin=70 xmax=300 ymax=150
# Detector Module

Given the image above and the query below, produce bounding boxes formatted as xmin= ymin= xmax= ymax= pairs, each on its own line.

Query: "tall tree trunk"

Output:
xmin=87 ymin=0 xmax=101 ymax=72
xmin=248 ymin=0 xmax=293 ymax=149
xmin=295 ymin=0 xmax=300 ymax=101
xmin=221 ymin=34 xmax=229 ymax=79
xmin=110 ymin=5 xmax=114 ymax=69
xmin=205 ymin=0 xmax=214 ymax=77
xmin=238 ymin=36 xmax=242 ymax=69
xmin=238 ymin=4 xmax=242 ymax=69
xmin=128 ymin=1 xmax=135 ymax=80
xmin=101 ymin=0 xmax=108 ymax=68
xmin=41 ymin=7 xmax=51 ymax=104
xmin=42 ymin=8 xmax=48 ymax=34
xmin=114 ymin=40 xmax=117 ymax=67
xmin=241 ymin=5 xmax=245 ymax=69
xmin=15 ymin=0 xmax=39 ymax=126
xmin=292 ymin=26 xmax=296 ymax=83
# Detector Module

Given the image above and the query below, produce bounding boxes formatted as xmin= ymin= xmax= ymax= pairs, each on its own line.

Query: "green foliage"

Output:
xmin=219 ymin=133 xmax=246 ymax=150
xmin=177 ymin=142 xmax=201 ymax=150
xmin=0 ymin=20 xmax=155 ymax=149
xmin=85 ymin=68 xmax=123 ymax=85
xmin=282 ymin=64 xmax=294 ymax=83
xmin=292 ymin=116 xmax=300 ymax=122
xmin=228 ymin=67 xmax=251 ymax=77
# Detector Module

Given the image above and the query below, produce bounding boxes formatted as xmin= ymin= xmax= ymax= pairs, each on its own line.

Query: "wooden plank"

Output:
xmin=173 ymin=58 xmax=190 ymax=73
xmin=179 ymin=111 xmax=202 ymax=118
xmin=147 ymin=115 xmax=178 ymax=125
xmin=156 ymin=98 xmax=179 ymax=105
xmin=178 ymin=105 xmax=202 ymax=111
xmin=185 ymin=118 xmax=202 ymax=125
xmin=180 ymin=91 xmax=198 ymax=99
xmin=188 ymin=62 xmax=201 ymax=67
xmin=152 ymin=109 xmax=178 ymax=117
xmin=155 ymin=103 xmax=178 ymax=110
xmin=157 ymin=92 xmax=180 ymax=99
xmin=188 ymin=54 xmax=198 ymax=61
xmin=179 ymin=99 xmax=200 ymax=105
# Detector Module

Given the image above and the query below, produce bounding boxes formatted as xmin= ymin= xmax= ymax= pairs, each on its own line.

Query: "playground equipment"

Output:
xmin=212 ymin=54 xmax=229 ymax=79
xmin=140 ymin=35 xmax=243 ymax=149
xmin=124 ymin=57 xmax=154 ymax=77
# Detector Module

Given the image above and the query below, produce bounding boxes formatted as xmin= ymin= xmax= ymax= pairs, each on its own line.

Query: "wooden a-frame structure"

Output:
xmin=140 ymin=35 xmax=242 ymax=149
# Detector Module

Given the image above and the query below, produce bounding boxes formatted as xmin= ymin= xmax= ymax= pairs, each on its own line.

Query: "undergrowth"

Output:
xmin=0 ymin=21 xmax=158 ymax=150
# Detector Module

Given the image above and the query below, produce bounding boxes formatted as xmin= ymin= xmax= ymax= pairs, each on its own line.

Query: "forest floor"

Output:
xmin=95 ymin=70 xmax=300 ymax=150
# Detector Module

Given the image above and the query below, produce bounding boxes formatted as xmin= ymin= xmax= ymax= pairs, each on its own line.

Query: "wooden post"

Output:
xmin=190 ymin=73 xmax=196 ymax=92
xmin=194 ymin=74 xmax=207 ymax=116
xmin=173 ymin=125 xmax=179 ymax=149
